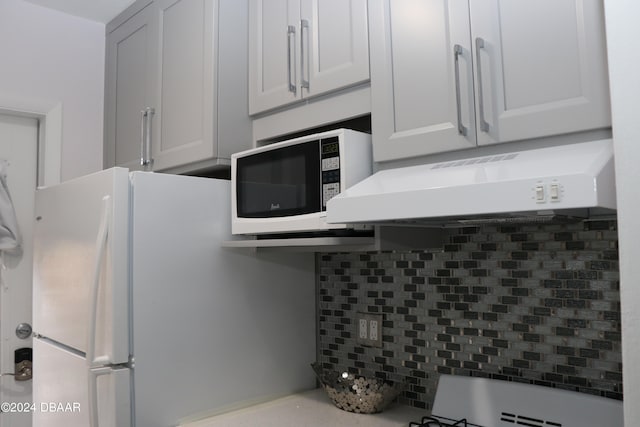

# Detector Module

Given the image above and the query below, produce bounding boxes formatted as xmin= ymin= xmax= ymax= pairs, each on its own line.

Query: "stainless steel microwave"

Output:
xmin=231 ymin=129 xmax=372 ymax=235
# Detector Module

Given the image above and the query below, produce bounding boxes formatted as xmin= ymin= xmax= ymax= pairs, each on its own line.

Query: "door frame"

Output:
xmin=0 ymin=96 xmax=62 ymax=187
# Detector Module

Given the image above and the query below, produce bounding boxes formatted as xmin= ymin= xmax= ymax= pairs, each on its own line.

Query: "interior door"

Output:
xmin=32 ymin=168 xmax=130 ymax=364
xmin=0 ymin=113 xmax=38 ymax=427
xmin=33 ymin=338 xmax=131 ymax=427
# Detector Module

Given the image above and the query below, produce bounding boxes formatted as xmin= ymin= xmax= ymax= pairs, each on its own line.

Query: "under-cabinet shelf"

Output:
xmin=222 ymin=226 xmax=443 ymax=253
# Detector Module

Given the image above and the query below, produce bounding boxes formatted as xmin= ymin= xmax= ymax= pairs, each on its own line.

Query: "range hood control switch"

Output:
xmin=549 ymin=183 xmax=561 ymax=201
xmin=535 ymin=185 xmax=545 ymax=202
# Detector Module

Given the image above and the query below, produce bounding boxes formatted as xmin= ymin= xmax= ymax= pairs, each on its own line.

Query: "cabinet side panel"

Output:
xmin=130 ymin=173 xmax=316 ymax=426
xmin=217 ymin=0 xmax=252 ymax=158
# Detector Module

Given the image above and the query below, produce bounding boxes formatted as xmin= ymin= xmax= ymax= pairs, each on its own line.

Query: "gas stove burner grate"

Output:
xmin=409 ymin=415 xmax=473 ymax=427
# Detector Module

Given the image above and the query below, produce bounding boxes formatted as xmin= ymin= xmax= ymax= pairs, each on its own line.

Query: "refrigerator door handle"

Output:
xmin=88 ymin=366 xmax=111 ymax=427
xmin=87 ymin=195 xmax=112 ymax=367
xmin=87 ymin=365 xmax=132 ymax=427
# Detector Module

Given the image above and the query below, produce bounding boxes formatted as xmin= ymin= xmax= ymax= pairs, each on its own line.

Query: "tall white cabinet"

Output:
xmin=249 ymin=0 xmax=370 ymax=115
xmin=370 ymin=0 xmax=611 ymax=162
xmin=104 ymin=0 xmax=251 ymax=174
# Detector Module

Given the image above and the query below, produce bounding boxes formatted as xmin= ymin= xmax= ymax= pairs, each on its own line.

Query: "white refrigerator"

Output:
xmin=32 ymin=168 xmax=316 ymax=427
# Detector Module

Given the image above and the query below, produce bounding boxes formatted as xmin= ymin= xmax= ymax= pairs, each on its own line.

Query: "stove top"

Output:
xmin=409 ymin=374 xmax=623 ymax=427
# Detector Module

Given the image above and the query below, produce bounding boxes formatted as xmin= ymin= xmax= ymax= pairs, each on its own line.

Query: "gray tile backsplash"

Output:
xmin=317 ymin=220 xmax=622 ymax=410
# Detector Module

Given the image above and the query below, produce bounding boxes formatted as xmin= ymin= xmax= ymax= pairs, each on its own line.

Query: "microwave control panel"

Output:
xmin=321 ymin=137 xmax=341 ymax=209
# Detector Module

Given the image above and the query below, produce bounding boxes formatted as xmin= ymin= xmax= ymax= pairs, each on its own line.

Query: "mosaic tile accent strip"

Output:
xmin=317 ymin=220 xmax=622 ymax=410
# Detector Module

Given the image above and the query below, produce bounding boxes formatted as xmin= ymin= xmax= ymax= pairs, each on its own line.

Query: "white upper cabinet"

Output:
xmin=104 ymin=3 xmax=155 ymax=172
xmin=249 ymin=0 xmax=370 ymax=115
xmin=370 ymin=0 xmax=476 ymax=162
xmin=470 ymin=0 xmax=610 ymax=146
xmin=370 ymin=0 xmax=611 ymax=162
xmin=151 ymin=0 xmax=215 ymax=171
xmin=104 ymin=0 xmax=251 ymax=173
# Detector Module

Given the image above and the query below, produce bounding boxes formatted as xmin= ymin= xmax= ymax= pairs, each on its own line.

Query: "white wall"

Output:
xmin=0 ymin=0 xmax=105 ymax=181
xmin=603 ymin=1 xmax=640 ymax=425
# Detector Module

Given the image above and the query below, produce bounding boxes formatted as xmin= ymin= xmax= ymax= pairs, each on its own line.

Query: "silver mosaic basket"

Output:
xmin=311 ymin=363 xmax=404 ymax=414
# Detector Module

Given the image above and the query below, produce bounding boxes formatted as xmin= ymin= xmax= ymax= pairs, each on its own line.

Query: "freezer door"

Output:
xmin=33 ymin=167 xmax=130 ymax=364
xmin=33 ymin=338 xmax=131 ymax=427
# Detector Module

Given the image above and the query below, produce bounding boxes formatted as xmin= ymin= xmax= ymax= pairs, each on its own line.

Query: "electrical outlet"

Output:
xmin=356 ymin=312 xmax=383 ymax=347
xmin=359 ymin=318 xmax=368 ymax=339
xmin=369 ymin=318 xmax=379 ymax=341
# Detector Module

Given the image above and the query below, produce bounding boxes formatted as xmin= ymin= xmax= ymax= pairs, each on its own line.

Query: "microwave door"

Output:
xmin=237 ymin=141 xmax=320 ymax=218
xmin=241 ymin=182 xmax=300 ymax=214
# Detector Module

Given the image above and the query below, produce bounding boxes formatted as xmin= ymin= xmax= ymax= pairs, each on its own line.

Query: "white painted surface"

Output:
xmin=0 ymin=114 xmax=38 ymax=427
xmin=603 ymin=1 xmax=640 ymax=425
xmin=327 ymin=139 xmax=615 ymax=224
xmin=0 ymin=0 xmax=105 ymax=181
xmin=471 ymin=0 xmax=610 ymax=147
xmin=370 ymin=0 xmax=610 ymax=162
xmin=33 ymin=338 xmax=132 ymax=427
xmin=432 ymin=374 xmax=623 ymax=427
xmin=130 ymin=173 xmax=315 ymax=425
xmin=33 ymin=168 xmax=131 ymax=362
xmin=23 ymin=0 xmax=135 ymax=24
xmin=369 ymin=0 xmax=475 ymax=160
xmin=33 ymin=170 xmax=316 ymax=426
xmin=179 ymin=389 xmax=425 ymax=427
xmin=105 ymin=0 xmax=252 ymax=174
xmin=249 ymin=0 xmax=370 ymax=114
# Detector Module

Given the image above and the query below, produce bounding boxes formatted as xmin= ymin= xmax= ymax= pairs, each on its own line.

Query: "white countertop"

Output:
xmin=180 ymin=388 xmax=426 ymax=427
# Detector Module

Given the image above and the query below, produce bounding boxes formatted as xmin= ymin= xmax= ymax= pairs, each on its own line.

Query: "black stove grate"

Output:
xmin=409 ymin=415 xmax=472 ymax=427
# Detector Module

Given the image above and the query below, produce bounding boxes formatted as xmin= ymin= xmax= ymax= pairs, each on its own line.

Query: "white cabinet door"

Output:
xmin=150 ymin=0 xmax=217 ymax=170
xmin=371 ymin=0 xmax=475 ymax=162
xmin=104 ymin=4 xmax=156 ymax=171
xmin=470 ymin=0 xmax=610 ymax=146
xmin=105 ymin=0 xmax=251 ymax=174
xmin=370 ymin=0 xmax=610 ymax=162
xmin=300 ymin=0 xmax=370 ymax=98
xmin=249 ymin=0 xmax=370 ymax=114
xmin=249 ymin=0 xmax=301 ymax=114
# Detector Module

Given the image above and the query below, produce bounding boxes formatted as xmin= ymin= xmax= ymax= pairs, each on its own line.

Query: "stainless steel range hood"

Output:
xmin=326 ymin=139 xmax=616 ymax=226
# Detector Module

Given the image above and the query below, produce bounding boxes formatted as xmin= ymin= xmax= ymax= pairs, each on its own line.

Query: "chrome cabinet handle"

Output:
xmin=300 ymin=19 xmax=310 ymax=90
xmin=140 ymin=109 xmax=147 ymax=166
xmin=287 ymin=25 xmax=297 ymax=94
xmin=453 ymin=44 xmax=468 ymax=136
xmin=140 ymin=107 xmax=155 ymax=169
xmin=475 ymin=37 xmax=490 ymax=132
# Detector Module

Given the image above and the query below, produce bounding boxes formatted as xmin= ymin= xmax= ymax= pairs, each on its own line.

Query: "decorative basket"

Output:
xmin=311 ymin=363 xmax=404 ymax=414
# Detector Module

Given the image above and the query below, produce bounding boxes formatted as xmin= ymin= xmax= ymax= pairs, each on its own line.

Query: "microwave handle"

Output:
xmin=287 ymin=25 xmax=297 ymax=94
